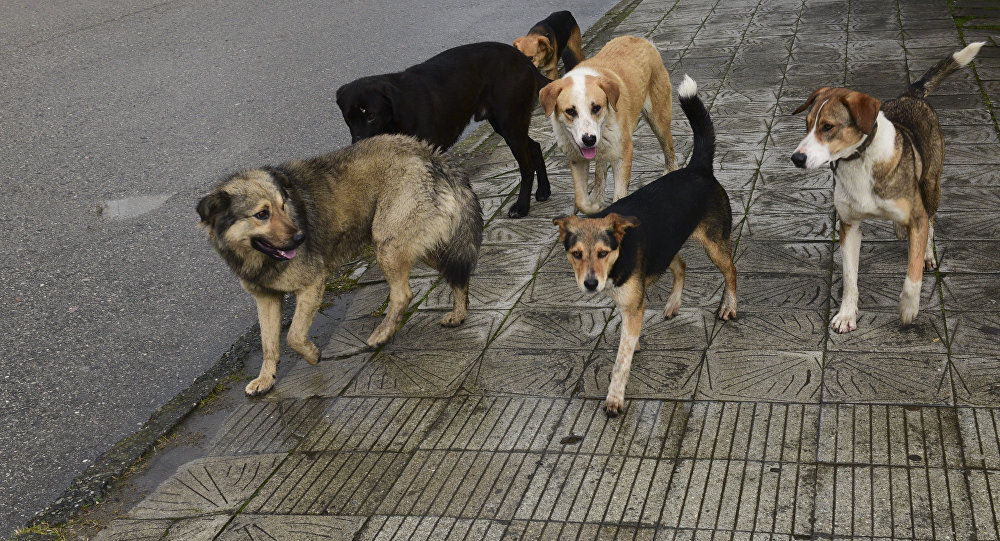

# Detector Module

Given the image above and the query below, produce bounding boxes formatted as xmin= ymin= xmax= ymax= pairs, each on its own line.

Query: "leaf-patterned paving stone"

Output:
xmin=475 ymin=244 xmax=548 ymax=276
xmin=952 ymin=354 xmax=1000 ymax=406
xmin=935 ymin=211 xmax=1000 ymax=240
xmin=323 ymin=310 xmax=499 ymax=359
xmin=938 ymin=241 xmax=1000 ymax=273
xmin=743 ymin=212 xmax=833 ymax=241
xmin=491 ymin=308 xmax=610 ymax=351
xmin=92 ymin=519 xmax=172 ymax=541
xmin=522 ymin=272 xmax=615 ymax=308
xmin=941 ymin=166 xmax=1000 ymax=187
xmin=469 ymin=349 xmax=587 ymax=397
xmin=941 ymin=273 xmax=1000 ymax=312
xmin=710 ymin=310 xmax=827 ymax=352
xmin=827 ymin=310 xmax=948 ymax=352
xmin=822 ymin=352 xmax=951 ymax=404
xmin=583 ymin=349 xmax=702 ymax=400
xmin=344 ymin=280 xmax=436 ymax=321
xmin=939 ymin=186 xmax=1000 ymax=211
xmin=645 ymin=271 xmax=726 ymax=310
xmin=756 ymin=169 xmax=830 ymax=190
xmin=343 ymin=348 xmax=480 ymax=397
xmin=128 ymin=454 xmax=286 ymax=519
xmin=419 ymin=272 xmax=531 ymax=311
xmin=948 ymin=312 xmax=1000 ymax=355
xmin=605 ymin=308 xmax=713 ymax=351
xmin=357 ymin=260 xmax=438 ymax=284
xmin=749 ymin=188 xmax=833 ymax=214
xmin=943 ymin=143 xmax=1000 ymax=165
xmin=482 ymin=217 xmax=560 ymax=245
xmin=297 ymin=397 xmax=445 ymax=454
xmin=699 ymin=350 xmax=822 ymax=402
xmin=218 ymin=515 xmax=367 ymax=541
xmin=831 ymin=273 xmax=940 ymax=311
xmin=737 ymin=273 xmax=829 ymax=311
xmin=264 ymin=354 xmax=368 ymax=400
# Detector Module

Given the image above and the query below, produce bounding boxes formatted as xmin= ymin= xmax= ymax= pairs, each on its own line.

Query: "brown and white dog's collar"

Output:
xmin=831 ymin=120 xmax=878 ymax=172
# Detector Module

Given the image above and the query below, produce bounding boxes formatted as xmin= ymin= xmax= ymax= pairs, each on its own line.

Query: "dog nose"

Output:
xmin=581 ymin=134 xmax=597 ymax=147
xmin=791 ymin=152 xmax=807 ymax=168
xmin=583 ymin=277 xmax=598 ymax=291
xmin=292 ymin=231 xmax=305 ymax=245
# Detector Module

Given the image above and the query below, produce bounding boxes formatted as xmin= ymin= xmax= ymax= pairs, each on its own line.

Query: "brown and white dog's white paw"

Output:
xmin=440 ymin=310 xmax=466 ymax=327
xmin=831 ymin=309 xmax=858 ymax=334
xmin=603 ymin=394 xmax=625 ymax=417
xmin=245 ymin=373 xmax=276 ymax=397
xmin=899 ymin=279 xmax=921 ymax=325
xmin=718 ymin=297 xmax=737 ymax=321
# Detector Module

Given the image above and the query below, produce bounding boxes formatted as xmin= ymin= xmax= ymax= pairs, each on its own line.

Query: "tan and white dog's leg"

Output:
xmin=611 ymin=137 xmax=634 ymax=202
xmin=663 ymin=255 xmax=686 ymax=319
xmin=924 ymin=217 xmax=937 ymax=270
xmin=571 ymin=159 xmax=600 ymax=214
xmin=287 ymin=279 xmax=325 ymax=365
xmin=606 ymin=280 xmax=644 ymax=416
xmin=247 ymin=291 xmax=283 ymax=396
xmin=900 ymin=215 xmax=929 ymax=325
xmin=832 ymin=220 xmax=862 ymax=333
xmin=367 ymin=249 xmax=414 ymax=347
xmin=591 ymin=160 xmax=608 ymax=210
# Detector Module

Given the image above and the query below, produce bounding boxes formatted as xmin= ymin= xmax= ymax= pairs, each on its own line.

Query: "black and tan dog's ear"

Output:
xmin=539 ymin=80 xmax=565 ymax=117
xmin=792 ymin=86 xmax=829 ymax=115
xmin=535 ymin=35 xmax=552 ymax=56
xmin=552 ymin=215 xmax=575 ymax=242
xmin=597 ymin=77 xmax=620 ymax=111
xmin=197 ymin=191 xmax=231 ymax=225
xmin=842 ymin=91 xmax=881 ymax=134
xmin=606 ymin=213 xmax=640 ymax=241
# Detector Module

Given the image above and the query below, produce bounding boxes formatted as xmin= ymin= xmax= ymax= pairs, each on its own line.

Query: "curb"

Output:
xmin=14 ymin=0 xmax=642 ymax=537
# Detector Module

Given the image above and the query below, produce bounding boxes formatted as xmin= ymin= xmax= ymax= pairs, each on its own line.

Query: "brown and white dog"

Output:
xmin=540 ymin=36 xmax=677 ymax=215
xmin=791 ymin=42 xmax=984 ymax=333
xmin=513 ymin=10 xmax=584 ymax=80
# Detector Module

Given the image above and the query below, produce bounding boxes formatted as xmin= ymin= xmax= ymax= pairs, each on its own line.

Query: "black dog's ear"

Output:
xmin=378 ymin=80 xmax=400 ymax=117
xmin=197 ymin=191 xmax=231 ymax=224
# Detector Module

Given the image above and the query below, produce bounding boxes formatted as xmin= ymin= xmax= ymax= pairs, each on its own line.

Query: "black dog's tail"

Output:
xmin=904 ymin=42 xmax=984 ymax=99
xmin=533 ymin=66 xmax=554 ymax=94
xmin=677 ymin=75 xmax=715 ymax=173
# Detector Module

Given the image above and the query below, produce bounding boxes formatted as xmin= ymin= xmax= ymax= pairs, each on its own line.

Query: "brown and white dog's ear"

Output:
xmin=606 ymin=213 xmax=640 ymax=241
xmin=553 ymin=215 xmax=575 ymax=242
xmin=597 ymin=77 xmax=620 ymax=111
xmin=792 ymin=86 xmax=830 ymax=115
xmin=841 ymin=91 xmax=881 ymax=134
xmin=539 ymin=80 xmax=564 ymax=117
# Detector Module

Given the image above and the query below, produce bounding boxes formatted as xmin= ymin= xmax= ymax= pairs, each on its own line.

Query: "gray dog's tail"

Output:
xmin=430 ymin=155 xmax=483 ymax=288
xmin=904 ymin=42 xmax=984 ymax=99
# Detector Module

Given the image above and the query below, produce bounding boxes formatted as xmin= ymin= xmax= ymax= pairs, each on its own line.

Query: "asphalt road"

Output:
xmin=0 ymin=0 xmax=608 ymax=534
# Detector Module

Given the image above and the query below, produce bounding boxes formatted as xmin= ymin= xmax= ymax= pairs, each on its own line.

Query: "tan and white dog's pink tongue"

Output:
xmin=580 ymin=146 xmax=597 ymax=160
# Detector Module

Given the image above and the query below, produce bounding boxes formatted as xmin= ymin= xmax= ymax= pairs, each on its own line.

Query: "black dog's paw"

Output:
xmin=507 ymin=203 xmax=529 ymax=219
xmin=535 ymin=188 xmax=551 ymax=202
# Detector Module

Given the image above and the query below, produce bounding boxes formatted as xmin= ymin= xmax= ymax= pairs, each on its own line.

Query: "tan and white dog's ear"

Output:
xmin=552 ymin=215 xmax=576 ymax=241
xmin=539 ymin=80 xmax=564 ymax=117
xmin=792 ymin=86 xmax=829 ymax=115
xmin=597 ymin=77 xmax=620 ymax=111
xmin=606 ymin=213 xmax=640 ymax=241
xmin=841 ymin=91 xmax=881 ymax=134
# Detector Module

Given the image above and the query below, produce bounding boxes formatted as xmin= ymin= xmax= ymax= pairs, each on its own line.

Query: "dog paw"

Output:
xmin=440 ymin=310 xmax=465 ymax=327
xmin=535 ymin=188 xmax=551 ymax=202
xmin=663 ymin=297 xmax=682 ymax=319
xmin=831 ymin=310 xmax=858 ymax=334
xmin=245 ymin=374 xmax=276 ymax=397
xmin=924 ymin=256 xmax=938 ymax=271
xmin=718 ymin=300 xmax=737 ymax=321
xmin=899 ymin=296 xmax=920 ymax=326
xmin=291 ymin=340 xmax=320 ymax=365
xmin=603 ymin=395 xmax=625 ymax=417
xmin=365 ymin=324 xmax=396 ymax=348
xmin=507 ymin=203 xmax=529 ymax=219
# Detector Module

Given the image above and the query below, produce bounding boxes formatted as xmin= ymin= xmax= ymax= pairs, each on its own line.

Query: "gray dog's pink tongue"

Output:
xmin=278 ymin=248 xmax=297 ymax=259
xmin=580 ymin=146 xmax=597 ymax=160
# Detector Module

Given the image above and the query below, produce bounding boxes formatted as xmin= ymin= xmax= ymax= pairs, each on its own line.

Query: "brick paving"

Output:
xmin=94 ymin=0 xmax=1000 ymax=539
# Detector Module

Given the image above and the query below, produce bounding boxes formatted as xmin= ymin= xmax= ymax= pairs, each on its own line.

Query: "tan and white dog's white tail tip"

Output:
xmin=677 ymin=74 xmax=697 ymax=99
xmin=954 ymin=42 xmax=985 ymax=66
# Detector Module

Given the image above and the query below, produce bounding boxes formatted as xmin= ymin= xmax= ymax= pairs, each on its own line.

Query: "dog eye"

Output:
xmin=571 ymin=250 xmax=583 ymax=259
xmin=254 ymin=209 xmax=270 ymax=220
xmin=822 ymin=123 xmax=834 ymax=132
xmin=597 ymin=250 xmax=609 ymax=258
xmin=566 ymin=107 xmax=577 ymax=118
xmin=365 ymin=112 xmax=376 ymax=123
xmin=591 ymin=104 xmax=601 ymax=115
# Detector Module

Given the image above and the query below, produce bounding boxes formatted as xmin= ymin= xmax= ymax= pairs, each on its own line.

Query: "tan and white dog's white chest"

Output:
xmin=831 ymin=115 xmax=908 ymax=225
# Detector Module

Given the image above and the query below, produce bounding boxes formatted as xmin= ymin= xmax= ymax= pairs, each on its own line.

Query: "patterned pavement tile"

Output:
xmin=218 ymin=515 xmax=366 ymax=540
xmin=342 ymin=347 xmax=482 ymax=397
xmin=699 ymin=350 xmax=822 ymax=402
xmin=709 ymin=310 xmax=828 ymax=352
xmin=583 ymin=348 xmax=703 ymax=401
xmin=822 ymin=352 xmax=951 ymax=405
xmin=467 ymin=349 xmax=587 ymax=397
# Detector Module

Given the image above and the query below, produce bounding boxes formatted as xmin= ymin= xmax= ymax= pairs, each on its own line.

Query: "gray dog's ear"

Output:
xmin=197 ymin=191 xmax=231 ymax=223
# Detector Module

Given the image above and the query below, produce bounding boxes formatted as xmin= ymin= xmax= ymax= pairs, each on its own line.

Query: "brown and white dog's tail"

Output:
xmin=904 ymin=42 xmax=985 ymax=99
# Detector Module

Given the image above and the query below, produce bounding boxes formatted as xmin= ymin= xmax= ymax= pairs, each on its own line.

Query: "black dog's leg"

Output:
xmin=530 ymin=138 xmax=550 ymax=203
xmin=490 ymin=115 xmax=536 ymax=219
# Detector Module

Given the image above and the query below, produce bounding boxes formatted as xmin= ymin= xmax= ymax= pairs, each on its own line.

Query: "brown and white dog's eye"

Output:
xmin=571 ymin=250 xmax=583 ymax=259
xmin=254 ymin=209 xmax=270 ymax=220
xmin=821 ymin=123 xmax=835 ymax=132
xmin=566 ymin=107 xmax=578 ymax=118
xmin=597 ymin=249 xmax=609 ymax=258
xmin=591 ymin=104 xmax=601 ymax=115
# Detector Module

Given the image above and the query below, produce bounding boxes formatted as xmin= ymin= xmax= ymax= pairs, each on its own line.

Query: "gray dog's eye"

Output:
xmin=254 ymin=209 xmax=270 ymax=220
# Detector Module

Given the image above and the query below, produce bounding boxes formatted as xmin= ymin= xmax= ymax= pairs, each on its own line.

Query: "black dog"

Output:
xmin=337 ymin=42 xmax=551 ymax=218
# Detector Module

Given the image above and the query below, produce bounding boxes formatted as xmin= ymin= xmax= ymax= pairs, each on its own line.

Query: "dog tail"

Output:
xmin=430 ymin=154 xmax=483 ymax=289
xmin=904 ymin=42 xmax=985 ymax=99
xmin=677 ymin=75 xmax=715 ymax=173
xmin=533 ymin=66 xmax=554 ymax=94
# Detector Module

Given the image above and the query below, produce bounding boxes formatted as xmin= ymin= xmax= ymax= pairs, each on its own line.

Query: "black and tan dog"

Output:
xmin=336 ymin=42 xmax=550 ymax=219
xmin=513 ymin=11 xmax=585 ymax=80
xmin=554 ymin=77 xmax=737 ymax=416
xmin=197 ymin=135 xmax=483 ymax=396
xmin=791 ymin=42 xmax=984 ymax=333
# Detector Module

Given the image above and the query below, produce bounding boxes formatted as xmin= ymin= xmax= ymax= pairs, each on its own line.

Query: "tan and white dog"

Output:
xmin=791 ymin=42 xmax=984 ymax=333
xmin=540 ymin=36 xmax=677 ymax=214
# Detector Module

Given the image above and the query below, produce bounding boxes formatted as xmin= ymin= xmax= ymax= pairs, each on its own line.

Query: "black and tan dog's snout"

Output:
xmin=583 ymin=273 xmax=599 ymax=291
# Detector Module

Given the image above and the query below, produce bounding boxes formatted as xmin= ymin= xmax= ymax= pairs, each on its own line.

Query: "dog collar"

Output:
xmin=830 ymin=120 xmax=878 ymax=172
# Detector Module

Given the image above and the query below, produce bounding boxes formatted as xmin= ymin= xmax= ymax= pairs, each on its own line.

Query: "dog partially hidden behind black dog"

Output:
xmin=553 ymin=76 xmax=738 ymax=416
xmin=197 ymin=135 xmax=482 ymax=397
xmin=336 ymin=42 xmax=551 ymax=218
